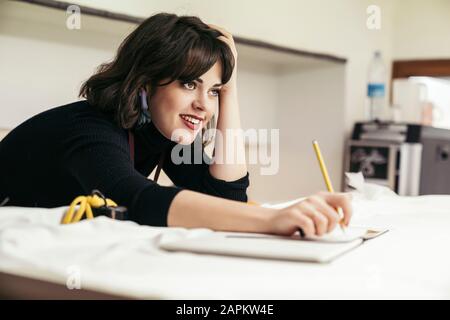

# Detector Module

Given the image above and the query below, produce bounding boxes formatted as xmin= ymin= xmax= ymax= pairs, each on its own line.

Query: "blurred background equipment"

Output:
xmin=344 ymin=121 xmax=450 ymax=196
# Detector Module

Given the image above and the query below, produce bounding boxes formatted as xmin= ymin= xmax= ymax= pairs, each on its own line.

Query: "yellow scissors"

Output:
xmin=61 ymin=190 xmax=118 ymax=224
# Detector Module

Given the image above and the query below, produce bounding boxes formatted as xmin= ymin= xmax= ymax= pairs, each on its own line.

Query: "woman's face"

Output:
xmin=148 ymin=62 xmax=223 ymax=145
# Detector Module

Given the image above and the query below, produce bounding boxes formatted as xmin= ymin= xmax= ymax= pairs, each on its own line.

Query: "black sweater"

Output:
xmin=0 ymin=100 xmax=249 ymax=226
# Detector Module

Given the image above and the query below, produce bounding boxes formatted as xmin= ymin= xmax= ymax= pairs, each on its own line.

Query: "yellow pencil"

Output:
xmin=312 ymin=140 xmax=346 ymax=232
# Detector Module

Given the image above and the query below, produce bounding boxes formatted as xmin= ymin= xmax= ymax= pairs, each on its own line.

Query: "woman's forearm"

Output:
xmin=167 ymin=189 xmax=274 ymax=232
xmin=209 ymin=84 xmax=248 ymax=181
xmin=206 ymin=24 xmax=247 ymax=182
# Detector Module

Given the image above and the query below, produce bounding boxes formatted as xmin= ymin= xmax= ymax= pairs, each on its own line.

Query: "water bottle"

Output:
xmin=367 ymin=51 xmax=386 ymax=121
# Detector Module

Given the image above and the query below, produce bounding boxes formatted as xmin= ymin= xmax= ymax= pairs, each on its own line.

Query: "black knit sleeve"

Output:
xmin=162 ymin=138 xmax=249 ymax=202
xmin=61 ymin=117 xmax=182 ymax=227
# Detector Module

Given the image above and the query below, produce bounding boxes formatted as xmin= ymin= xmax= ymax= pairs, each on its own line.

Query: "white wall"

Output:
xmin=237 ymin=55 xmax=345 ymax=202
xmin=392 ymin=0 xmax=450 ymax=60
xmin=247 ymin=65 xmax=346 ymax=203
xmin=0 ymin=1 xmax=135 ymax=128
xmin=237 ymin=66 xmax=279 ymax=132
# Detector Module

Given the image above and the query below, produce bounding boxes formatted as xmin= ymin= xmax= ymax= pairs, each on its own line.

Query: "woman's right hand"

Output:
xmin=266 ymin=192 xmax=353 ymax=237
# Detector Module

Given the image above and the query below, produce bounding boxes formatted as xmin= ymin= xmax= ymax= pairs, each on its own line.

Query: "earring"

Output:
xmin=137 ymin=88 xmax=151 ymax=128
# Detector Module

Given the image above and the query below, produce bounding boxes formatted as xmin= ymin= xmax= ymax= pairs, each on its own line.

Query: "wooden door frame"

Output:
xmin=392 ymin=59 xmax=450 ymax=79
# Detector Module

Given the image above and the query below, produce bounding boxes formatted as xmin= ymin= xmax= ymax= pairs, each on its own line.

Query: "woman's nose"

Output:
xmin=192 ymin=99 xmax=205 ymax=111
xmin=192 ymin=96 xmax=211 ymax=113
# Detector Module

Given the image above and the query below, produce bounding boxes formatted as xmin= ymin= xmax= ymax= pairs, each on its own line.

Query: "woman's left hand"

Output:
xmin=208 ymin=23 xmax=238 ymax=91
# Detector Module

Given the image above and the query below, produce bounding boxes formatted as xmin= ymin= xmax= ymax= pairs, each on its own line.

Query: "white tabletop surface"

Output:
xmin=1 ymin=192 xmax=449 ymax=299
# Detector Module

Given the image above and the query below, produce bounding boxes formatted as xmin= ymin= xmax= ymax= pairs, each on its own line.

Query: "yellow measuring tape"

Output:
xmin=61 ymin=190 xmax=118 ymax=224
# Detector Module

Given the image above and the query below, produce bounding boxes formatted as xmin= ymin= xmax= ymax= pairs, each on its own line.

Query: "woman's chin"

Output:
xmin=176 ymin=136 xmax=195 ymax=145
xmin=167 ymin=125 xmax=204 ymax=144
xmin=170 ymin=130 xmax=197 ymax=145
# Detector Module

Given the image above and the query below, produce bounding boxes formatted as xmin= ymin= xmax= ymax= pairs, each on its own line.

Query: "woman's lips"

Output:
xmin=180 ymin=115 xmax=202 ymax=131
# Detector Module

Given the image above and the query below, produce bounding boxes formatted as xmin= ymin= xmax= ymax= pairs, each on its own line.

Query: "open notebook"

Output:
xmin=159 ymin=227 xmax=388 ymax=263
xmin=222 ymin=226 xmax=387 ymax=243
xmin=159 ymin=198 xmax=388 ymax=263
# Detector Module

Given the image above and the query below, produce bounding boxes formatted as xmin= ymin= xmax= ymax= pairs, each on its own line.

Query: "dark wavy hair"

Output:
xmin=80 ymin=13 xmax=235 ymax=130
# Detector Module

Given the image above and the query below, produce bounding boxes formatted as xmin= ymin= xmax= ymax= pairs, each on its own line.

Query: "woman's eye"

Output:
xmin=182 ymin=81 xmax=219 ymax=96
xmin=183 ymin=82 xmax=196 ymax=90
xmin=210 ymin=89 xmax=220 ymax=97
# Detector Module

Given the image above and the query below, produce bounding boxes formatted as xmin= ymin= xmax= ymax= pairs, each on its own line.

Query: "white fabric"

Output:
xmin=1 ymin=183 xmax=450 ymax=299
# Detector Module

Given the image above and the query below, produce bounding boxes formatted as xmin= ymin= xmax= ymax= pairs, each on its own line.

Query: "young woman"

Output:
xmin=0 ymin=13 xmax=352 ymax=236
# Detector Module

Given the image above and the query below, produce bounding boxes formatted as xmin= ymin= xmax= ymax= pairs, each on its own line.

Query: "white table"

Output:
xmin=0 ymin=194 xmax=449 ymax=299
